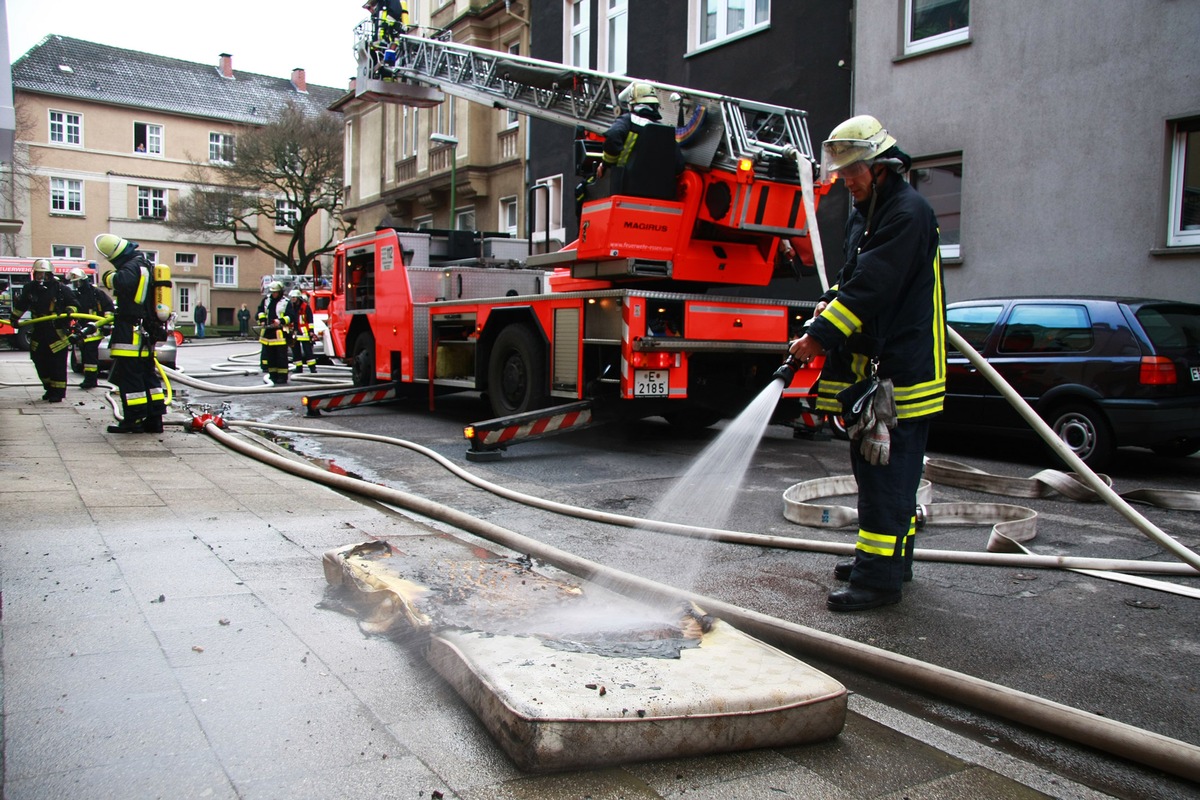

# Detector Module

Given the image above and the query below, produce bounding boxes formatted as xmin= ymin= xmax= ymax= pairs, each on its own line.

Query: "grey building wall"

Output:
xmin=852 ymin=0 xmax=1200 ymax=303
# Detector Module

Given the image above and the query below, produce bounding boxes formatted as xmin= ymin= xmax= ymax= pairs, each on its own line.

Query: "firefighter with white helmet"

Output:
xmin=287 ymin=288 xmax=317 ymax=374
xmin=94 ymin=234 xmax=168 ymax=433
xmin=67 ymin=266 xmax=114 ymax=389
xmin=787 ymin=114 xmax=944 ymax=612
xmin=10 ymin=259 xmax=79 ymax=401
xmin=257 ymin=281 xmax=291 ymax=384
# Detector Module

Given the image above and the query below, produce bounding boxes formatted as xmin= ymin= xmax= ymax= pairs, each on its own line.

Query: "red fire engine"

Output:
xmin=316 ymin=33 xmax=833 ymax=453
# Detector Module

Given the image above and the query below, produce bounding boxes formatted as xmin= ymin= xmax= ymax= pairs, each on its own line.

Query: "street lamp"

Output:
xmin=430 ymin=132 xmax=459 ymax=230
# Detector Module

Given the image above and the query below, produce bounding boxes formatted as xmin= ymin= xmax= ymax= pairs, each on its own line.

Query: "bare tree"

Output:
xmin=1 ymin=104 xmax=42 ymax=256
xmin=169 ymin=102 xmax=345 ymax=275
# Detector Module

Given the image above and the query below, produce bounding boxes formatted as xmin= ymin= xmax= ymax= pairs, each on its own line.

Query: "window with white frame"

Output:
xmin=500 ymin=196 xmax=519 ymax=236
xmin=52 ymin=244 xmax=85 ymax=259
xmin=909 ymin=157 xmax=963 ymax=259
xmin=692 ymin=0 xmax=770 ymax=50
xmin=414 ymin=215 xmax=433 ymax=230
xmin=435 ymin=97 xmax=456 ymax=137
xmin=175 ymin=252 xmax=197 ymax=271
xmin=567 ymin=0 xmax=591 ymax=68
xmin=532 ymin=175 xmax=565 ymax=246
xmin=604 ymin=0 xmax=628 ymax=74
xmin=133 ymin=122 xmax=163 ymax=155
xmin=904 ymin=0 xmax=970 ymax=56
xmin=48 ymin=110 xmax=81 ymax=146
xmin=1168 ymin=117 xmax=1200 ymax=247
xmin=401 ymin=107 xmax=419 ymax=157
xmin=209 ymin=132 xmax=236 ymax=163
xmin=274 ymin=260 xmax=291 ymax=276
xmin=505 ymin=43 xmax=521 ymax=127
xmin=214 ymin=255 xmax=237 ymax=287
xmin=178 ymin=286 xmax=191 ymax=315
xmin=50 ymin=177 xmax=83 ymax=214
xmin=455 ymin=206 xmax=476 ymax=232
xmin=276 ymin=198 xmax=300 ymax=230
xmin=138 ymin=187 xmax=167 ymax=220
xmin=344 ymin=120 xmax=354 ymax=186
xmin=140 ymin=250 xmax=159 ymax=264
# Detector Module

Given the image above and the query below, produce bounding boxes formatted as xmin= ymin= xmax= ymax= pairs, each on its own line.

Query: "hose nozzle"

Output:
xmin=773 ymin=355 xmax=799 ymax=385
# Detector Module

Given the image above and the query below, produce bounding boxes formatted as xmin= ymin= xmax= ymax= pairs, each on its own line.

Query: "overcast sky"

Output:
xmin=6 ymin=0 xmax=369 ymax=90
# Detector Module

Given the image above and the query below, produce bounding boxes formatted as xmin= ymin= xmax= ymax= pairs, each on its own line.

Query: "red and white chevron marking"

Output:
xmin=308 ymin=386 xmax=397 ymax=412
xmin=475 ymin=407 xmax=593 ymax=448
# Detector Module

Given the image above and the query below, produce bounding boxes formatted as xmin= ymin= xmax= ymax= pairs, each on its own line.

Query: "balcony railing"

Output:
xmin=498 ymin=128 xmax=519 ymax=161
xmin=430 ymin=143 xmax=455 ymax=173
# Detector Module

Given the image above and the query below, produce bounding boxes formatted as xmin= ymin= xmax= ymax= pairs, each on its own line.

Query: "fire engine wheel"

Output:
xmin=487 ymin=325 xmax=546 ymax=417
xmin=351 ymin=333 xmax=376 ymax=386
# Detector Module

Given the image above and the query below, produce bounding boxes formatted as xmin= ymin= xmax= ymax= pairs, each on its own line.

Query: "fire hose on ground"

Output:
xmin=195 ymin=417 xmax=1200 ymax=783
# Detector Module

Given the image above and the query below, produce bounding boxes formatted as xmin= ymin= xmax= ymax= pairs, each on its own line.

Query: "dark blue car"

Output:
xmin=941 ymin=297 xmax=1200 ymax=469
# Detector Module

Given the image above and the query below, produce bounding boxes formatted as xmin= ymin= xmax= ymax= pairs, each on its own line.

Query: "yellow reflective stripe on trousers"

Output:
xmin=855 ymin=529 xmax=898 ymax=556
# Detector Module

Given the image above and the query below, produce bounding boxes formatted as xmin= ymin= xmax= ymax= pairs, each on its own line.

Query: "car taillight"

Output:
xmin=1139 ymin=356 xmax=1176 ymax=385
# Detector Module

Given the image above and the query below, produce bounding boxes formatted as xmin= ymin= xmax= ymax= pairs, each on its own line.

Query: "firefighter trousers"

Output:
xmin=847 ymin=417 xmax=931 ymax=592
xmin=109 ymin=354 xmax=166 ymax=427
xmin=30 ymin=334 xmax=69 ymax=400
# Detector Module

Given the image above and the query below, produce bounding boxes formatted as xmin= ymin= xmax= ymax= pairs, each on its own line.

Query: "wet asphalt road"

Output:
xmin=174 ymin=341 xmax=1200 ymax=799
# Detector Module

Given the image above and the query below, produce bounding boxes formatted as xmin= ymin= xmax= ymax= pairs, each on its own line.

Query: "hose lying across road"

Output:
xmin=199 ymin=417 xmax=1200 ymax=783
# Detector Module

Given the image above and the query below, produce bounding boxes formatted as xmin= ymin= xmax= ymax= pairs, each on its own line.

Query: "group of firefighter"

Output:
xmin=256 ymin=280 xmax=317 ymax=385
xmin=9 ymin=235 xmax=167 ymax=434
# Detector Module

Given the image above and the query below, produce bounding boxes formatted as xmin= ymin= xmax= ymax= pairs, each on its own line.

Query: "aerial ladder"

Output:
xmin=352 ymin=24 xmax=831 ymax=293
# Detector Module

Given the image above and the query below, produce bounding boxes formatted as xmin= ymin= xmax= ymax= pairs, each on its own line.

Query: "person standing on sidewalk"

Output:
xmin=194 ymin=301 xmax=208 ymax=339
xmin=68 ymin=266 xmax=114 ymax=389
xmin=94 ymin=235 xmax=168 ymax=434
xmin=237 ymin=303 xmax=251 ymax=338
xmin=787 ymin=115 xmax=945 ymax=612
xmin=10 ymin=259 xmax=78 ymax=402
xmin=257 ymin=282 xmax=291 ymax=384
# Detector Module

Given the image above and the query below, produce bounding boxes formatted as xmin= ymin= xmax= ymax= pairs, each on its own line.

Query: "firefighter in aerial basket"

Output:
xmin=257 ymin=281 xmax=292 ymax=384
xmin=68 ymin=266 xmax=115 ymax=389
xmin=94 ymin=234 xmax=169 ymax=434
xmin=10 ymin=259 xmax=78 ymax=402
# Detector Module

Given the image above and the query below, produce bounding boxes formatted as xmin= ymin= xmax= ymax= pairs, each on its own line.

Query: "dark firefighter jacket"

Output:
xmin=601 ymin=106 xmax=684 ymax=173
xmin=13 ymin=278 xmax=78 ymax=347
xmin=75 ymin=281 xmax=115 ymax=318
xmin=807 ymin=171 xmax=946 ymax=421
xmin=257 ymin=295 xmax=291 ymax=345
xmin=108 ymin=251 xmax=157 ymax=359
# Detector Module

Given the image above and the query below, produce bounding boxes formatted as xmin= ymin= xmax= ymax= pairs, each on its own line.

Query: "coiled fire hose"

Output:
xmin=196 ymin=417 xmax=1200 ymax=783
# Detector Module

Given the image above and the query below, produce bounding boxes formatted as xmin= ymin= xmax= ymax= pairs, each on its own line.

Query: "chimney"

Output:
xmin=218 ymin=53 xmax=233 ymax=79
xmin=291 ymin=68 xmax=307 ymax=93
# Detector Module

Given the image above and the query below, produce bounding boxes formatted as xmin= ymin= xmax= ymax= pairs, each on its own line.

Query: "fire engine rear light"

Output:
xmin=736 ymin=158 xmax=755 ymax=184
xmin=1139 ymin=356 xmax=1176 ymax=385
xmin=630 ymin=351 xmax=673 ymax=369
xmin=463 ymin=425 xmax=476 ymax=440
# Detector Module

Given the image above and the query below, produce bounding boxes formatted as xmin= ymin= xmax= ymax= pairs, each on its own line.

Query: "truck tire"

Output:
xmin=351 ymin=333 xmax=376 ymax=386
xmin=487 ymin=325 xmax=546 ymax=417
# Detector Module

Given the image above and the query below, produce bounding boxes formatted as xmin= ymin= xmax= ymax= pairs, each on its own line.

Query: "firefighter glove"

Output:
xmin=856 ymin=379 xmax=897 ymax=466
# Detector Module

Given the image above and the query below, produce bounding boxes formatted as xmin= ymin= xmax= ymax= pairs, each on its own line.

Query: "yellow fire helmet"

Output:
xmin=820 ymin=114 xmax=897 ymax=177
xmin=31 ymin=258 xmax=53 ymax=274
xmin=94 ymin=233 xmax=133 ymax=262
xmin=68 ymin=267 xmax=88 ymax=283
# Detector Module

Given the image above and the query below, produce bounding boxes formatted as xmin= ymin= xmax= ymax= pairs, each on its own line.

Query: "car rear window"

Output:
xmin=1134 ymin=304 xmax=1200 ymax=352
xmin=1000 ymin=304 xmax=1093 ymax=353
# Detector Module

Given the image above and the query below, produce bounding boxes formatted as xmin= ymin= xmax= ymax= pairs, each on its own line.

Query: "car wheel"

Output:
xmin=70 ymin=346 xmax=83 ymax=374
xmin=351 ymin=333 xmax=376 ymax=387
xmin=1151 ymin=438 xmax=1200 ymax=458
xmin=1046 ymin=402 xmax=1114 ymax=471
xmin=487 ymin=325 xmax=546 ymax=417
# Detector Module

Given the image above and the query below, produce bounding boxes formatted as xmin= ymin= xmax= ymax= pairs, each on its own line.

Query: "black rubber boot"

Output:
xmin=142 ymin=415 xmax=164 ymax=434
xmin=834 ymin=557 xmax=913 ymax=583
xmin=107 ymin=420 xmax=143 ymax=434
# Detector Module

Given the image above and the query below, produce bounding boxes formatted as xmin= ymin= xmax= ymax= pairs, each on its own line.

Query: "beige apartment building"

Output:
xmin=336 ymin=1 xmax=529 ymax=240
xmin=9 ymin=35 xmax=344 ymax=331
